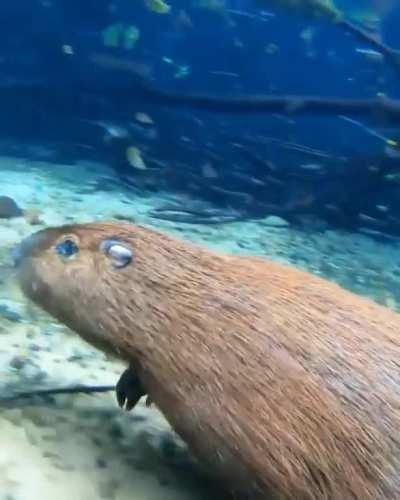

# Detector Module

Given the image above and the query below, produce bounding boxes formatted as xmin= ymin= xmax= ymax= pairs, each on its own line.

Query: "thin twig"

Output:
xmin=0 ymin=384 xmax=116 ymax=402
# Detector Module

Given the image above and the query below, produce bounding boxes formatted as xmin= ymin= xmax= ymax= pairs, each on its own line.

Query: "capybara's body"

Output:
xmin=15 ymin=222 xmax=400 ymax=499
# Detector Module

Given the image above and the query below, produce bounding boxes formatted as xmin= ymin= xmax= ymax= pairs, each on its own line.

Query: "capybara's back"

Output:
xmin=15 ymin=223 xmax=400 ymax=499
xmin=163 ymin=255 xmax=400 ymax=500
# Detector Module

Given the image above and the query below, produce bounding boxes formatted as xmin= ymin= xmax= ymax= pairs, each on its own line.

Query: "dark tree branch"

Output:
xmin=0 ymin=384 xmax=116 ymax=403
xmin=3 ymin=80 xmax=400 ymax=123
xmin=137 ymin=83 xmax=400 ymax=121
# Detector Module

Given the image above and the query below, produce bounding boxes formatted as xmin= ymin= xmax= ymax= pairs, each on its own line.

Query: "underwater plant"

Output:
xmin=144 ymin=0 xmax=171 ymax=14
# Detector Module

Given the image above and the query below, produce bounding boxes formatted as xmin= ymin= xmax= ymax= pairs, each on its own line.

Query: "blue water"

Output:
xmin=0 ymin=0 xmax=400 ymax=238
xmin=1 ymin=2 xmax=400 ymax=499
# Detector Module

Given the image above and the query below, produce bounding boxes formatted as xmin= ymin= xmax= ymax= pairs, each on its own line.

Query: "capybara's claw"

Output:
xmin=116 ymin=366 xmax=146 ymax=411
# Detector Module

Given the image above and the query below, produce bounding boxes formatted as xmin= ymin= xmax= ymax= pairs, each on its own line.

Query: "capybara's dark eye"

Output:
xmin=55 ymin=239 xmax=79 ymax=259
xmin=100 ymin=239 xmax=133 ymax=269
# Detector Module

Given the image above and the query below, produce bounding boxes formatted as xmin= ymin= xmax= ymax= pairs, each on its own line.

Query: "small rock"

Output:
xmin=109 ymin=423 xmax=124 ymax=439
xmin=261 ymin=215 xmax=289 ymax=227
xmin=28 ymin=344 xmax=41 ymax=352
xmin=237 ymin=240 xmax=251 ymax=249
xmin=10 ymin=357 xmax=46 ymax=381
xmin=96 ymin=458 xmax=107 ymax=468
xmin=9 ymin=355 xmax=27 ymax=370
xmin=159 ymin=432 xmax=179 ymax=461
xmin=0 ymin=196 xmax=23 ymax=218
xmin=131 ymin=413 xmax=147 ymax=423
xmin=24 ymin=208 xmax=43 ymax=225
xmin=92 ymin=437 xmax=103 ymax=447
xmin=67 ymin=354 xmax=84 ymax=362
xmin=113 ymin=213 xmax=136 ymax=223
xmin=0 ymin=304 xmax=23 ymax=322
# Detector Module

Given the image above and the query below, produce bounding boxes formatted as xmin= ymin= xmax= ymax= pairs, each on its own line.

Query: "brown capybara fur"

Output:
xmin=14 ymin=221 xmax=400 ymax=499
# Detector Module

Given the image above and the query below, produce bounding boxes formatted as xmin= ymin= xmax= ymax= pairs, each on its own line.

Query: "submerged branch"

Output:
xmin=0 ymin=384 xmax=116 ymax=404
xmin=139 ymin=84 xmax=400 ymax=121
xmin=339 ymin=19 xmax=400 ymax=69
xmin=3 ymin=80 xmax=400 ymax=123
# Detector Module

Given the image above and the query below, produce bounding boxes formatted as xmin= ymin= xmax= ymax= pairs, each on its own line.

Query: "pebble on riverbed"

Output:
xmin=0 ymin=196 xmax=23 ymax=218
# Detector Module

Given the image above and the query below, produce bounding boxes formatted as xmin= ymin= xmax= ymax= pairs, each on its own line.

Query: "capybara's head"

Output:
xmin=13 ymin=221 xmax=212 ymax=358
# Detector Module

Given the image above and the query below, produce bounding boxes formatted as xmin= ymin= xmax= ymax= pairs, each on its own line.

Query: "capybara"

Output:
xmin=13 ymin=221 xmax=400 ymax=499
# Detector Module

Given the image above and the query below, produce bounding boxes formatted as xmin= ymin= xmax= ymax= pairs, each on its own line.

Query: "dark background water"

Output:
xmin=1 ymin=0 xmax=400 ymax=237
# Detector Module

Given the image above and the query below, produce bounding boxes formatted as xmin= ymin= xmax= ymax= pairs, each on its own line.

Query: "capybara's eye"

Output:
xmin=55 ymin=239 xmax=79 ymax=260
xmin=100 ymin=239 xmax=133 ymax=269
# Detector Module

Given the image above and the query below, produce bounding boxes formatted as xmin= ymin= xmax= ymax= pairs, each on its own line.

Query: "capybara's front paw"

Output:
xmin=116 ymin=365 xmax=146 ymax=411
